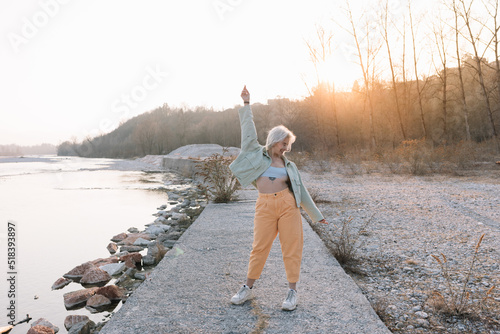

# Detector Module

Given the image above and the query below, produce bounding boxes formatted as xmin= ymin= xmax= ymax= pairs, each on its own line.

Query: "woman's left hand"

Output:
xmin=317 ymin=219 xmax=328 ymax=224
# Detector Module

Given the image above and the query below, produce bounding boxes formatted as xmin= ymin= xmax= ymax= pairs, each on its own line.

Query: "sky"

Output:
xmin=1 ymin=0 xmax=441 ymax=146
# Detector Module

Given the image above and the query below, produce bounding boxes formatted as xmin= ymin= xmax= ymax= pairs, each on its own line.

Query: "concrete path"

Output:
xmin=101 ymin=190 xmax=390 ymax=334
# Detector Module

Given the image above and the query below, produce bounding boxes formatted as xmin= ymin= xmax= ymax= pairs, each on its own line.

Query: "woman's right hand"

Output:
xmin=241 ymin=85 xmax=250 ymax=103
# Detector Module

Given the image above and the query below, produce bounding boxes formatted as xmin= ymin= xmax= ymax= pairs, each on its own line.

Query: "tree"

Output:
xmin=344 ymin=0 xmax=380 ymax=148
xmin=380 ymin=0 xmax=407 ymax=141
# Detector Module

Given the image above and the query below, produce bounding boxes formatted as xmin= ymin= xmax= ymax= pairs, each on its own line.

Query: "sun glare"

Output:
xmin=316 ymin=53 xmax=360 ymax=92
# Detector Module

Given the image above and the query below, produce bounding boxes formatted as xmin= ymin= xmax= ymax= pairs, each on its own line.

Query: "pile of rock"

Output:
xmin=44 ymin=180 xmax=207 ymax=333
xmin=26 ymin=315 xmax=96 ymax=334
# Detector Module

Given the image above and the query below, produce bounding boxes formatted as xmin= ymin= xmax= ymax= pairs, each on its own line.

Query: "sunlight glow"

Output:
xmin=315 ymin=53 xmax=361 ymax=92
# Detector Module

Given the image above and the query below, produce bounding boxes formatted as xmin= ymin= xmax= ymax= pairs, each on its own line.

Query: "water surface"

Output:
xmin=0 ymin=156 xmax=169 ymax=333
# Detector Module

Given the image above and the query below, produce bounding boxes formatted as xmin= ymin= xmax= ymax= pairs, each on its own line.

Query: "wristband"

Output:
xmin=244 ymin=101 xmax=250 ymax=104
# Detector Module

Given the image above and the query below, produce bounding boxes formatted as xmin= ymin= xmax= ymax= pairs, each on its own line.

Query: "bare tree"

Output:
xmin=380 ymin=0 xmax=407 ymax=140
xmin=305 ymin=27 xmax=341 ymax=148
xmin=451 ymin=0 xmax=472 ymax=141
xmin=458 ymin=0 xmax=499 ymax=147
xmin=409 ymin=0 xmax=428 ymax=138
xmin=344 ymin=0 xmax=380 ymax=148
xmin=482 ymin=0 xmax=500 ymax=145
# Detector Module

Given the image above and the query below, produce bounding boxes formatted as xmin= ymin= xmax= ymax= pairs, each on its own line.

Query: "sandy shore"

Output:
xmin=301 ymin=169 xmax=500 ymax=333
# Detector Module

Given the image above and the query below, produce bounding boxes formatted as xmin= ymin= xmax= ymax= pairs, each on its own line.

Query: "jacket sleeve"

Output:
xmin=298 ymin=172 xmax=325 ymax=223
xmin=238 ymin=105 xmax=261 ymax=152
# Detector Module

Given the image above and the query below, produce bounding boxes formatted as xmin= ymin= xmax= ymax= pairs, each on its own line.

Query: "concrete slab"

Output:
xmin=100 ymin=195 xmax=390 ymax=334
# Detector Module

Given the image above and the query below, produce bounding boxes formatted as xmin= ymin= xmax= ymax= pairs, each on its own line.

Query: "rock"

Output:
xmin=31 ymin=318 xmax=59 ymax=333
xmin=80 ymin=267 xmax=112 ymax=286
xmin=154 ymin=216 xmax=168 ymax=224
xmin=118 ymin=233 xmax=151 ymax=246
xmin=110 ymin=232 xmax=127 ymax=242
xmin=121 ymin=252 xmax=142 ymax=269
xmin=142 ymin=255 xmax=155 ymax=266
xmin=106 ymin=243 xmax=118 ymax=254
xmin=156 ymin=210 xmax=171 ymax=218
xmin=134 ymin=272 xmax=146 ymax=280
xmin=91 ymin=257 xmax=118 ymax=267
xmin=411 ymin=305 xmax=421 ymax=312
xmin=119 ymin=245 xmax=144 ymax=253
xmin=415 ymin=311 xmax=428 ymax=319
xmin=120 ymin=252 xmax=142 ymax=264
xmin=165 ymin=231 xmax=182 ymax=240
xmin=114 ymin=251 xmax=129 ymax=258
xmin=168 ymin=193 xmax=179 ymax=200
xmin=386 ymin=304 xmax=398 ymax=317
xmin=180 ymin=199 xmax=190 ymax=208
xmin=63 ymin=287 xmax=99 ymax=309
xmin=163 ymin=240 xmax=177 ymax=248
xmin=27 ymin=325 xmax=55 ymax=334
xmin=133 ymin=238 xmax=152 ymax=247
xmin=64 ymin=315 xmax=89 ymax=331
xmin=51 ymin=277 xmax=72 ymax=290
xmin=99 ymin=262 xmax=125 ymax=276
xmin=124 ymin=268 xmax=137 ymax=277
xmin=127 ymin=227 xmax=139 ymax=233
xmin=147 ymin=242 xmax=167 ymax=264
xmin=63 ymin=262 xmax=95 ymax=281
xmin=95 ymin=285 xmax=125 ymax=301
xmin=145 ymin=225 xmax=170 ymax=235
xmin=68 ymin=319 xmax=95 ymax=334
xmin=171 ymin=212 xmax=188 ymax=221
xmin=157 ymin=204 xmax=167 ymax=210
xmin=85 ymin=294 xmax=111 ymax=313
xmin=415 ymin=319 xmax=429 ymax=328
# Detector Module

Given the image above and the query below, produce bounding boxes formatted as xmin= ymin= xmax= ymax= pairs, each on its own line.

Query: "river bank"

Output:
xmin=0 ymin=155 xmax=205 ymax=333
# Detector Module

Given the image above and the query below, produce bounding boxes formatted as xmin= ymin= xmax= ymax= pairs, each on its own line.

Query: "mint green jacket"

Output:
xmin=229 ymin=105 xmax=324 ymax=223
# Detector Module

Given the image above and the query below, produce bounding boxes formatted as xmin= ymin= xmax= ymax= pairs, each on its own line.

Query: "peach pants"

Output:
xmin=247 ymin=188 xmax=304 ymax=283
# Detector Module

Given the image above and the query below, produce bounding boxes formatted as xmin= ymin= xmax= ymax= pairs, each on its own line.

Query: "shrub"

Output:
xmin=397 ymin=139 xmax=429 ymax=175
xmin=428 ymin=234 xmax=497 ymax=318
xmin=327 ymin=215 xmax=373 ymax=265
xmin=195 ymin=148 xmax=240 ymax=203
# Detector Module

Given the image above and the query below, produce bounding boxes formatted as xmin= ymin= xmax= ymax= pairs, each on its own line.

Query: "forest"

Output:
xmin=59 ymin=0 xmax=500 ymax=159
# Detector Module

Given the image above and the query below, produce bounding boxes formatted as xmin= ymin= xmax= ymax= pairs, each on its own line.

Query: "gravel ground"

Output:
xmin=301 ymin=168 xmax=500 ymax=333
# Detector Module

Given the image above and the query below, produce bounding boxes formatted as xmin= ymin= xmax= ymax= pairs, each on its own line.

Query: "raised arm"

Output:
xmin=238 ymin=86 xmax=261 ymax=152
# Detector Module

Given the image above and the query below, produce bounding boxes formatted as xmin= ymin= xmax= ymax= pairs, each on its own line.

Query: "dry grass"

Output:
xmin=326 ymin=215 xmax=374 ymax=265
xmin=304 ymin=139 xmax=499 ymax=176
xmin=428 ymin=234 xmax=498 ymax=324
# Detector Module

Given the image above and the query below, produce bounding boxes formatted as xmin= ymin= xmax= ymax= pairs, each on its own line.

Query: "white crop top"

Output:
xmin=259 ymin=166 xmax=288 ymax=180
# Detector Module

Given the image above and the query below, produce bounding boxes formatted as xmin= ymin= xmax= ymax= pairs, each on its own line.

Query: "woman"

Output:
xmin=229 ymin=85 xmax=328 ymax=311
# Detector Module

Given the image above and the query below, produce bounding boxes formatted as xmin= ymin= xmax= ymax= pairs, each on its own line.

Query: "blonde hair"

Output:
xmin=265 ymin=125 xmax=296 ymax=152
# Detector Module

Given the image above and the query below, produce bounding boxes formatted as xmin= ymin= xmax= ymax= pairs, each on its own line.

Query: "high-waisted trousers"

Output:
xmin=247 ymin=188 xmax=303 ymax=283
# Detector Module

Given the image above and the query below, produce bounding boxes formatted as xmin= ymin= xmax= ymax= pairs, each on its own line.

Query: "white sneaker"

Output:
xmin=282 ymin=289 xmax=298 ymax=311
xmin=231 ymin=285 xmax=253 ymax=305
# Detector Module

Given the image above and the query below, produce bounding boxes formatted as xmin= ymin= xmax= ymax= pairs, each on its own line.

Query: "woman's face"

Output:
xmin=271 ymin=138 xmax=291 ymax=156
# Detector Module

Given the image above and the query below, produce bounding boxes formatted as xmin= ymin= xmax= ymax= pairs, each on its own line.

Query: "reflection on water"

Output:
xmin=0 ymin=156 xmax=168 ymax=333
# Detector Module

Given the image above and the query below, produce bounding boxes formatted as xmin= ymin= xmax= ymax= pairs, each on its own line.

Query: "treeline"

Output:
xmin=58 ymin=57 xmax=498 ymax=159
xmin=0 ymin=143 xmax=56 ymax=156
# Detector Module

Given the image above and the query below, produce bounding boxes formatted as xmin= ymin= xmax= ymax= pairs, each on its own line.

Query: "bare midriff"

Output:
xmin=256 ymin=175 xmax=289 ymax=194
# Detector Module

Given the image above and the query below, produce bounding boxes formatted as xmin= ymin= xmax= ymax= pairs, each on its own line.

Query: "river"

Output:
xmin=0 ymin=155 xmax=170 ymax=333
